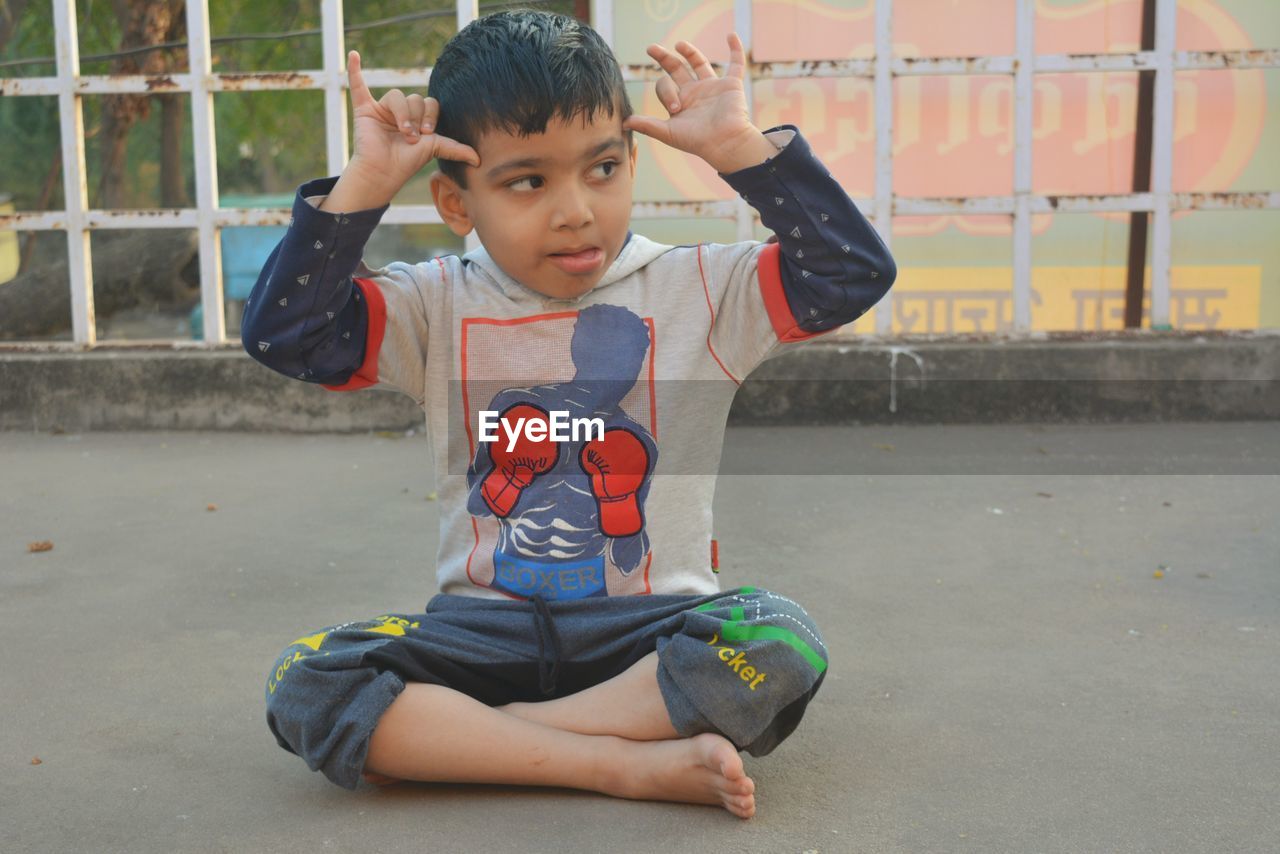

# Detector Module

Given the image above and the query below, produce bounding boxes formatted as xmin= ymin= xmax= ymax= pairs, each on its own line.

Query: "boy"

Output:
xmin=243 ymin=11 xmax=895 ymax=820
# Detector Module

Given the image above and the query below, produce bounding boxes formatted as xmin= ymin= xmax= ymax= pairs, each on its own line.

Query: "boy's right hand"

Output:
xmin=341 ymin=50 xmax=479 ymax=203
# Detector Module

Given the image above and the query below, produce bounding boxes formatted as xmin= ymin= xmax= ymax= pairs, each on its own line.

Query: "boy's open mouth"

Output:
xmin=547 ymin=246 xmax=604 ymax=275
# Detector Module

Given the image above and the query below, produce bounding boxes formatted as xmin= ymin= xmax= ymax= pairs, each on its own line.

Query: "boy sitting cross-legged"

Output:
xmin=243 ymin=10 xmax=895 ymax=819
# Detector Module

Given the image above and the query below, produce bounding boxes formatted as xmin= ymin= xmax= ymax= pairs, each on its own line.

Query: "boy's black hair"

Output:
xmin=428 ymin=9 xmax=633 ymax=188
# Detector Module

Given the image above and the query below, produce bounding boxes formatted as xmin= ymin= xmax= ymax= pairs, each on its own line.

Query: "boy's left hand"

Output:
xmin=625 ymin=33 xmax=777 ymax=175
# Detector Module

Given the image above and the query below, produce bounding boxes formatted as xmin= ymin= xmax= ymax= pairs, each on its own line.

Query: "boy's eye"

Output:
xmin=506 ymin=161 xmax=618 ymax=192
xmin=591 ymin=160 xmax=619 ymax=180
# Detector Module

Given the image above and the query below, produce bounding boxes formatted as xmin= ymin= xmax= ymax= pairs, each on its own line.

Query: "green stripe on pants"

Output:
xmin=719 ymin=620 xmax=827 ymax=674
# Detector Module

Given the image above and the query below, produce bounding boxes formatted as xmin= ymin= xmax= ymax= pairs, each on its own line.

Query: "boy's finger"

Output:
xmin=434 ymin=136 xmax=481 ymax=168
xmin=646 ymin=43 xmax=694 ymax=87
xmin=381 ymin=88 xmax=417 ymax=139
xmin=726 ymin=32 xmax=746 ymax=81
xmin=676 ymin=40 xmax=716 ymax=80
xmin=347 ymin=50 xmax=373 ymax=108
xmin=622 ymin=115 xmax=671 ymax=147
xmin=406 ymin=93 xmax=426 ymax=131
xmin=420 ymin=95 xmax=440 ymax=133
xmin=655 ymin=77 xmax=681 ymax=114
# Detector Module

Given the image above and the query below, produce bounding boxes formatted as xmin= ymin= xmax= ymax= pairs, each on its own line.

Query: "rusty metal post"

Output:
xmin=733 ymin=0 xmax=756 ymax=242
xmin=1013 ymin=0 xmax=1035 ymax=331
xmin=1124 ymin=0 xmax=1157 ymax=328
xmin=873 ymin=0 xmax=894 ymax=335
xmin=52 ymin=0 xmax=95 ymax=345
xmin=589 ymin=0 xmax=613 ymax=46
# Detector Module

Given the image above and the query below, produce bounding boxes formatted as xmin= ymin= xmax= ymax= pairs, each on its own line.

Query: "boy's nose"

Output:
xmin=550 ymin=185 xmax=594 ymax=230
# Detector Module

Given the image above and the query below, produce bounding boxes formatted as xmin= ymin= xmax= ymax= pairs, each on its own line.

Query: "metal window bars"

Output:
xmin=1 ymin=0 xmax=1277 ymax=345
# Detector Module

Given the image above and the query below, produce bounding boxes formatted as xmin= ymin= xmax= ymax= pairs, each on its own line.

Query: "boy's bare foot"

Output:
xmin=604 ymin=733 xmax=756 ymax=819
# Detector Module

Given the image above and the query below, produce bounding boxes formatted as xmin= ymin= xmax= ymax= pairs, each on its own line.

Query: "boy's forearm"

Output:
xmin=704 ymin=128 xmax=782 ymax=175
xmin=719 ymin=126 xmax=897 ymax=331
xmin=241 ymin=177 xmax=387 ymax=383
xmin=319 ymin=158 xmax=401 ymax=213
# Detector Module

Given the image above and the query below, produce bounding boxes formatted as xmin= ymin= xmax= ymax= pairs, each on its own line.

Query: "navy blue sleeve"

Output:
xmin=718 ymin=126 xmax=897 ymax=332
xmin=240 ymin=177 xmax=389 ymax=384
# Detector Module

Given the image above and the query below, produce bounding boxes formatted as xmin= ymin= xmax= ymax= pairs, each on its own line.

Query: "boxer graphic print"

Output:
xmin=462 ymin=304 xmax=658 ymax=599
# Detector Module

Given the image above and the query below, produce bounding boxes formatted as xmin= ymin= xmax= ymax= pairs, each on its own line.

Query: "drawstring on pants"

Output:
xmin=530 ymin=594 xmax=563 ymax=697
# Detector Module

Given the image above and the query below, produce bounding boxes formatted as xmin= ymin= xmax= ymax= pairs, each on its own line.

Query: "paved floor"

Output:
xmin=2 ymin=423 xmax=1277 ymax=854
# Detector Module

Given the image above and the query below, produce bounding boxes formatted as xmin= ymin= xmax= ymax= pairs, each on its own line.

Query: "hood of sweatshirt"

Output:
xmin=460 ymin=231 xmax=673 ymax=307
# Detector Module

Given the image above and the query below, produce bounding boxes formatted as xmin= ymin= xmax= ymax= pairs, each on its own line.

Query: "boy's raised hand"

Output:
xmin=624 ymin=33 xmax=775 ymax=175
xmin=345 ymin=50 xmax=479 ymax=195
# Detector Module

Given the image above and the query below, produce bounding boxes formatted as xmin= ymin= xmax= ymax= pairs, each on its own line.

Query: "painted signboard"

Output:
xmin=618 ymin=0 xmax=1278 ymax=331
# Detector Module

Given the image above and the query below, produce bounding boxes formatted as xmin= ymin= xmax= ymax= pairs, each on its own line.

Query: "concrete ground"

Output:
xmin=2 ymin=423 xmax=1277 ymax=854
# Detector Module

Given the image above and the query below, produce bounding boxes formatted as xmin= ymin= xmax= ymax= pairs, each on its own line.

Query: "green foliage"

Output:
xmin=0 ymin=94 xmax=62 ymax=208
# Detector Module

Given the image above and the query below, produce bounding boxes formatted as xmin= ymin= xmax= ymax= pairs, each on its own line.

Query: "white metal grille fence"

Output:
xmin=1 ymin=0 xmax=1277 ymax=345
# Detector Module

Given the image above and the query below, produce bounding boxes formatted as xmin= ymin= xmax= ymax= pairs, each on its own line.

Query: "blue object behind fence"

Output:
xmin=191 ymin=193 xmax=293 ymax=339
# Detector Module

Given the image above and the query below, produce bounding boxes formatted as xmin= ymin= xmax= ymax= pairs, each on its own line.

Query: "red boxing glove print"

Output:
xmin=579 ymin=428 xmax=651 ymax=537
xmin=480 ymin=403 xmax=560 ymax=517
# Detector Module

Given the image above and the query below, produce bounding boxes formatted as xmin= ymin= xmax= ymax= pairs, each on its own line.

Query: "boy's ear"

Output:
xmin=429 ymin=171 xmax=474 ymax=237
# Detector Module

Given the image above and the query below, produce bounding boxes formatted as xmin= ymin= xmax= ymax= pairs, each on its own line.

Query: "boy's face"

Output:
xmin=431 ymin=110 xmax=638 ymax=300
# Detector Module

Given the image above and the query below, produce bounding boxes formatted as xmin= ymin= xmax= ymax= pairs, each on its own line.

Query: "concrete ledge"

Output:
xmin=739 ymin=331 xmax=1280 ymax=424
xmin=0 ymin=348 xmax=420 ymax=433
xmin=2 ymin=332 xmax=1277 ymax=431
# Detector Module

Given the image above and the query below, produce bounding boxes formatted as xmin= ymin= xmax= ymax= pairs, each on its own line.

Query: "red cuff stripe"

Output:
xmin=322 ymin=276 xmax=386 ymax=391
xmin=757 ymin=242 xmax=825 ymax=343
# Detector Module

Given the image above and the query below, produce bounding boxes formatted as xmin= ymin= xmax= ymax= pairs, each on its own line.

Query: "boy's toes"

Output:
xmin=717 ymin=774 xmax=753 ymax=797
xmin=707 ymin=739 xmax=746 ymax=780
xmin=724 ymin=792 xmax=756 ymax=819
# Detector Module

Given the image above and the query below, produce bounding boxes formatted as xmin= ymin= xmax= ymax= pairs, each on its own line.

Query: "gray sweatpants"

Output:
xmin=265 ymin=586 xmax=828 ymax=789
